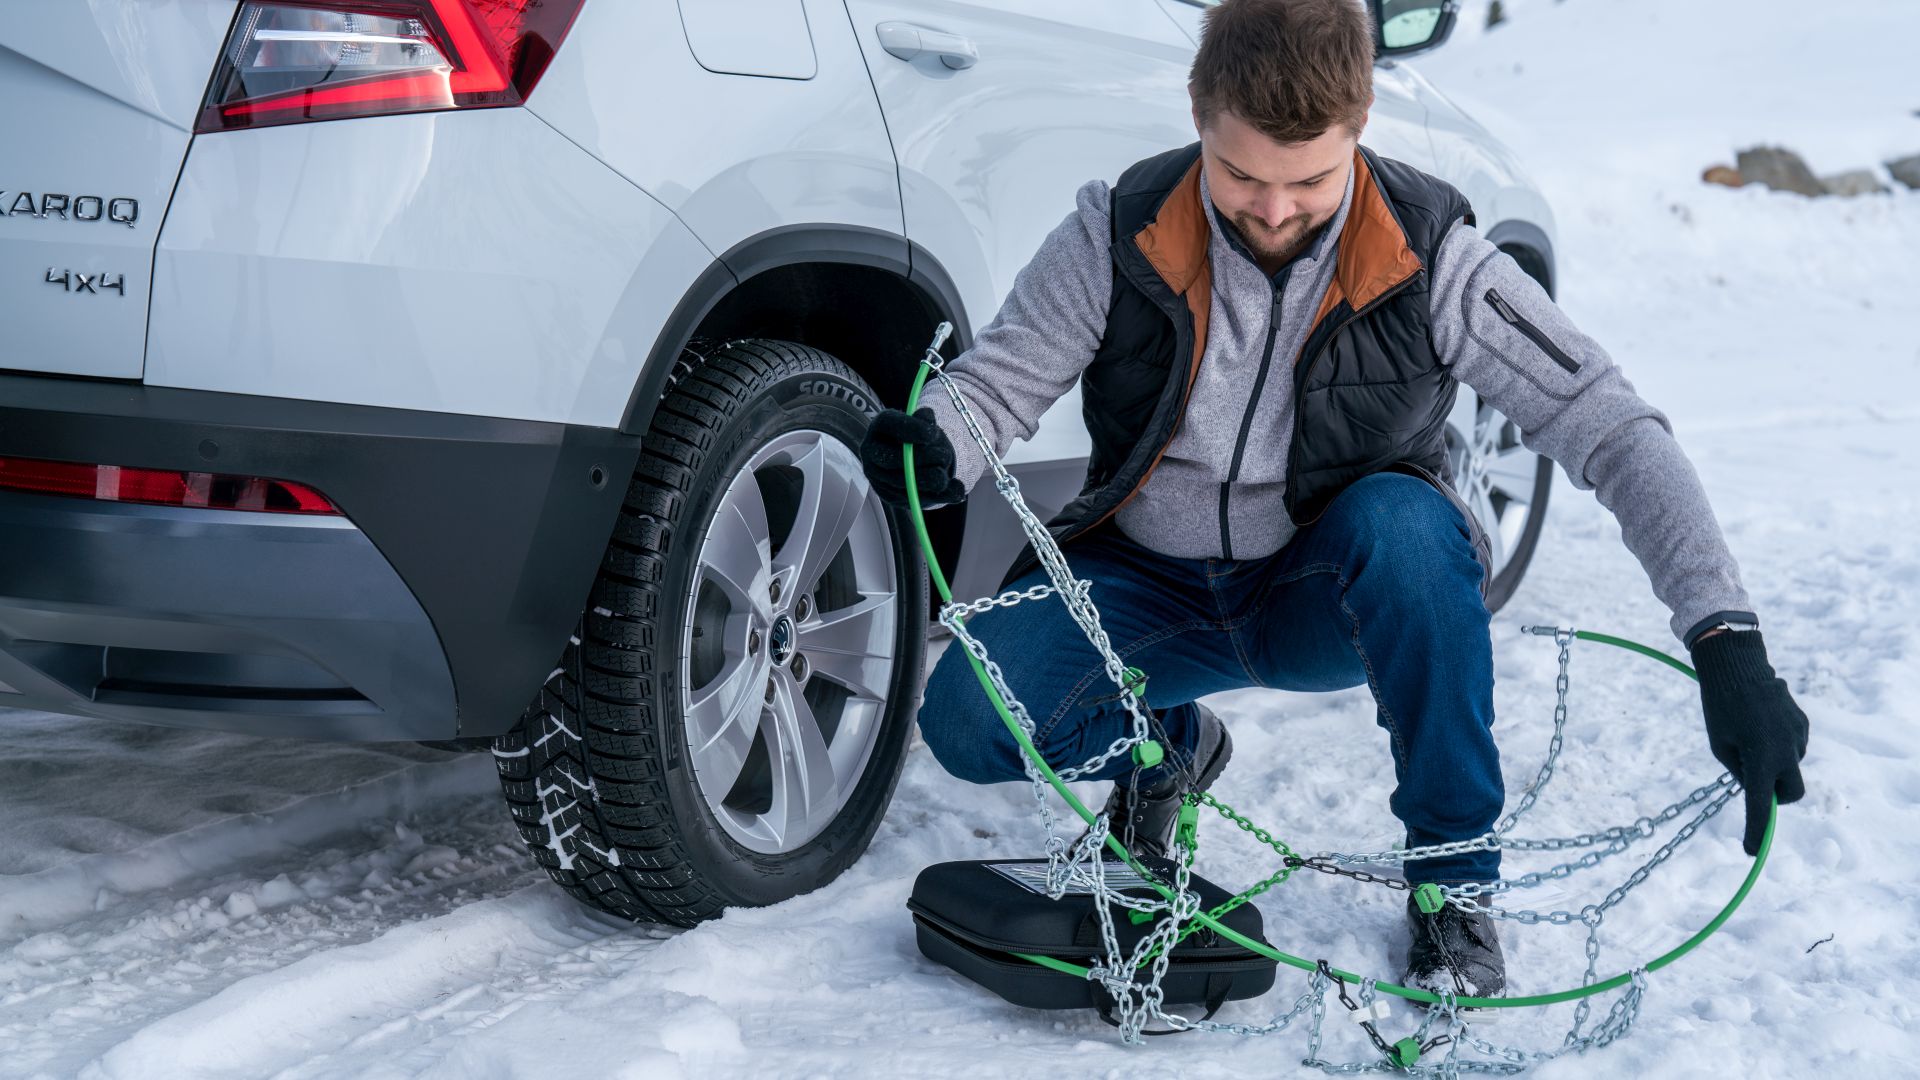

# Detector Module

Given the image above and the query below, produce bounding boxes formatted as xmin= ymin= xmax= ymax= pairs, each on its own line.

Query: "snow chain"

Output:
xmin=900 ymin=323 xmax=1776 ymax=1074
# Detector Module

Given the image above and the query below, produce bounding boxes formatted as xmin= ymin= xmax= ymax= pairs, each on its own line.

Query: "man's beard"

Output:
xmin=1235 ymin=210 xmax=1319 ymax=267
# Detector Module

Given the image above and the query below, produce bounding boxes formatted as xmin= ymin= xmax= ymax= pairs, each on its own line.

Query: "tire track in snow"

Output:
xmin=0 ymin=756 xmax=556 ymax=1078
xmin=74 ymin=890 xmax=671 ymax=1080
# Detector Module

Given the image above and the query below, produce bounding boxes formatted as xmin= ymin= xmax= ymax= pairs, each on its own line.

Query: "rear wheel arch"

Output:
xmin=621 ymin=225 xmax=976 ymax=598
xmin=619 ymin=225 xmax=974 ymax=435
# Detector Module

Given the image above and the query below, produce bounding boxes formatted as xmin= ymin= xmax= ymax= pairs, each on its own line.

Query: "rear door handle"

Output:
xmin=875 ymin=21 xmax=979 ymax=69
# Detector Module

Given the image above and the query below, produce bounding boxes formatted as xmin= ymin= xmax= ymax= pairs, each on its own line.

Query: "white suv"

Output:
xmin=0 ymin=0 xmax=1558 ymax=926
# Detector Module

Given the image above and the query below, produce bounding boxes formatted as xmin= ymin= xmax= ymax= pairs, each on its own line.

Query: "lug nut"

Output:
xmin=770 ymin=578 xmax=783 ymax=604
xmin=790 ymin=654 xmax=808 ymax=682
xmin=748 ymin=628 xmax=762 ymax=655
xmin=764 ymin=677 xmax=777 ymax=703
xmin=794 ymin=594 xmax=811 ymax=621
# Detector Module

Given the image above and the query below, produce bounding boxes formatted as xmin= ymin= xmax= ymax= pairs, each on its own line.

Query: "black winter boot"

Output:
xmin=1090 ymin=703 xmax=1232 ymax=860
xmin=1403 ymin=891 xmax=1507 ymax=1000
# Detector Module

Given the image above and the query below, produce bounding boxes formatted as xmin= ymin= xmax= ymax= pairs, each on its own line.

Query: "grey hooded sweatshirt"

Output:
xmin=922 ymin=148 xmax=1756 ymax=646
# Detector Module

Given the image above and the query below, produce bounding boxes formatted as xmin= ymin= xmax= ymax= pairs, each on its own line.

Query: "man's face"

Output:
xmin=1193 ymin=101 xmax=1365 ymax=270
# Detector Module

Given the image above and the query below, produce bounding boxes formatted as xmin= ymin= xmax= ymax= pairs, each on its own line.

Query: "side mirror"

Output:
xmin=1369 ymin=0 xmax=1459 ymax=60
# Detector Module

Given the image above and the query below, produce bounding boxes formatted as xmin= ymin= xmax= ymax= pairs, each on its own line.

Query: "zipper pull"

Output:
xmin=1483 ymin=286 xmax=1583 ymax=374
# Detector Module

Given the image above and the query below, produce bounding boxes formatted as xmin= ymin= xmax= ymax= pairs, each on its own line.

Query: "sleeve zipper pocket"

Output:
xmin=1485 ymin=287 xmax=1582 ymax=374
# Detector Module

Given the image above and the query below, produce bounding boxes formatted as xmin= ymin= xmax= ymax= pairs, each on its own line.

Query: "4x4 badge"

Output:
xmin=46 ymin=268 xmax=126 ymax=296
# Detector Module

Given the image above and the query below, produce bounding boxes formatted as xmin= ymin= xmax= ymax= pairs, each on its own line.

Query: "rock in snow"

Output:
xmin=1734 ymin=146 xmax=1825 ymax=197
xmin=1885 ymin=153 xmax=1920 ymax=191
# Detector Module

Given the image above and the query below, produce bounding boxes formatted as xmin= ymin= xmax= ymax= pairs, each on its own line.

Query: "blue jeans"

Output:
xmin=918 ymin=471 xmax=1503 ymax=885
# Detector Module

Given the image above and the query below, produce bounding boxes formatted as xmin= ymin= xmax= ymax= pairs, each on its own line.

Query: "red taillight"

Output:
xmin=195 ymin=0 xmax=585 ymax=133
xmin=0 ymin=457 xmax=340 ymax=516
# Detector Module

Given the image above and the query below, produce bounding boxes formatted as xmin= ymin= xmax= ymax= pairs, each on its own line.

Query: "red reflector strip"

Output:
xmin=0 ymin=457 xmax=340 ymax=516
xmin=220 ymin=71 xmax=455 ymax=121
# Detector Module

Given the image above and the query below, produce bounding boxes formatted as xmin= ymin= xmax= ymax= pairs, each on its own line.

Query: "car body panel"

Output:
xmin=0 ymin=1 xmax=237 ymax=379
xmin=147 ymin=108 xmax=704 ymax=428
xmin=1399 ymin=60 xmax=1558 ymax=258
xmin=528 ymin=0 xmax=902 ymax=263
xmin=0 ymin=0 xmax=236 ymax=130
xmin=677 ymin=0 xmax=820 ymax=78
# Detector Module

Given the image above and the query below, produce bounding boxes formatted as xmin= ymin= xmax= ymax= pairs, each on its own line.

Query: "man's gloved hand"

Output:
xmin=859 ymin=406 xmax=966 ymax=509
xmin=1689 ymin=629 xmax=1810 ymax=856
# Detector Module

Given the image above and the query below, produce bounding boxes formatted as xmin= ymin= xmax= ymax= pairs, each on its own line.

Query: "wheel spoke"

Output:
xmin=702 ymin=473 xmax=773 ymax=614
xmin=797 ymin=592 xmax=897 ymax=702
xmin=685 ymin=640 xmax=766 ymax=797
xmin=775 ymin=441 xmax=868 ymax=601
xmin=1483 ymin=447 xmax=1541 ymax=505
xmin=761 ymin=675 xmax=839 ymax=848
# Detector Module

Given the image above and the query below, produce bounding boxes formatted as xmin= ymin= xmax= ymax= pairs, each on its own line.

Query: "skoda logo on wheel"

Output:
xmin=769 ymin=614 xmax=796 ymax=665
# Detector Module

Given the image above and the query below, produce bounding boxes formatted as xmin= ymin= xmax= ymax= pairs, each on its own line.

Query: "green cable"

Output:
xmin=902 ymin=359 xmax=1776 ymax=1009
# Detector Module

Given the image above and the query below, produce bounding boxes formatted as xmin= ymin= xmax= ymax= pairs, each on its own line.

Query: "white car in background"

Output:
xmin=0 ymin=0 xmax=1557 ymax=926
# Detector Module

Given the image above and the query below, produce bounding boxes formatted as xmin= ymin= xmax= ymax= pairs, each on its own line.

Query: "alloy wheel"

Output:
xmin=680 ymin=429 xmax=900 ymax=854
xmin=1445 ymin=391 xmax=1543 ymax=582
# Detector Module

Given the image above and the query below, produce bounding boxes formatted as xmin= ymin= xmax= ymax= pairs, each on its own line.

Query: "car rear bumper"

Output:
xmin=0 ymin=491 xmax=460 ymax=739
xmin=0 ymin=374 xmax=640 ymax=741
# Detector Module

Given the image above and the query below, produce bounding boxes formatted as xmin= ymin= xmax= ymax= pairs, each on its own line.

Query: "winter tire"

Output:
xmin=493 ymin=339 xmax=927 ymax=926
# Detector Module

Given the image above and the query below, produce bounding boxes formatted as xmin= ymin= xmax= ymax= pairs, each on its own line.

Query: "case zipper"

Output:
xmin=1484 ymin=287 xmax=1581 ymax=373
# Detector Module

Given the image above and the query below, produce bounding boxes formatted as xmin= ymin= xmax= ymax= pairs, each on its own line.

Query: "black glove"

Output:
xmin=859 ymin=406 xmax=966 ymax=509
xmin=1689 ymin=629 xmax=1809 ymax=856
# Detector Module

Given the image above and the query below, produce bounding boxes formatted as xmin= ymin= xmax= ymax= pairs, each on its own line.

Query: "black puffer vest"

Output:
xmin=1001 ymin=142 xmax=1492 ymax=595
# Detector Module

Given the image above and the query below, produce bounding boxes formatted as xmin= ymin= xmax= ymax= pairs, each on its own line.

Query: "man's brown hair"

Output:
xmin=1189 ymin=0 xmax=1376 ymax=145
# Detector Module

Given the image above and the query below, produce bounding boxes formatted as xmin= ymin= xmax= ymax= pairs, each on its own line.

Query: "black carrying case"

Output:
xmin=908 ymin=858 xmax=1277 ymax=1021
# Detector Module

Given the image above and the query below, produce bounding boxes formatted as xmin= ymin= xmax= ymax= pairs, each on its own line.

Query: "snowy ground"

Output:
xmin=4 ymin=2 xmax=1917 ymax=1077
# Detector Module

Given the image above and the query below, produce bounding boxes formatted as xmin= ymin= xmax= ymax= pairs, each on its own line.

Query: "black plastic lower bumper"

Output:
xmin=0 ymin=374 xmax=640 ymax=740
